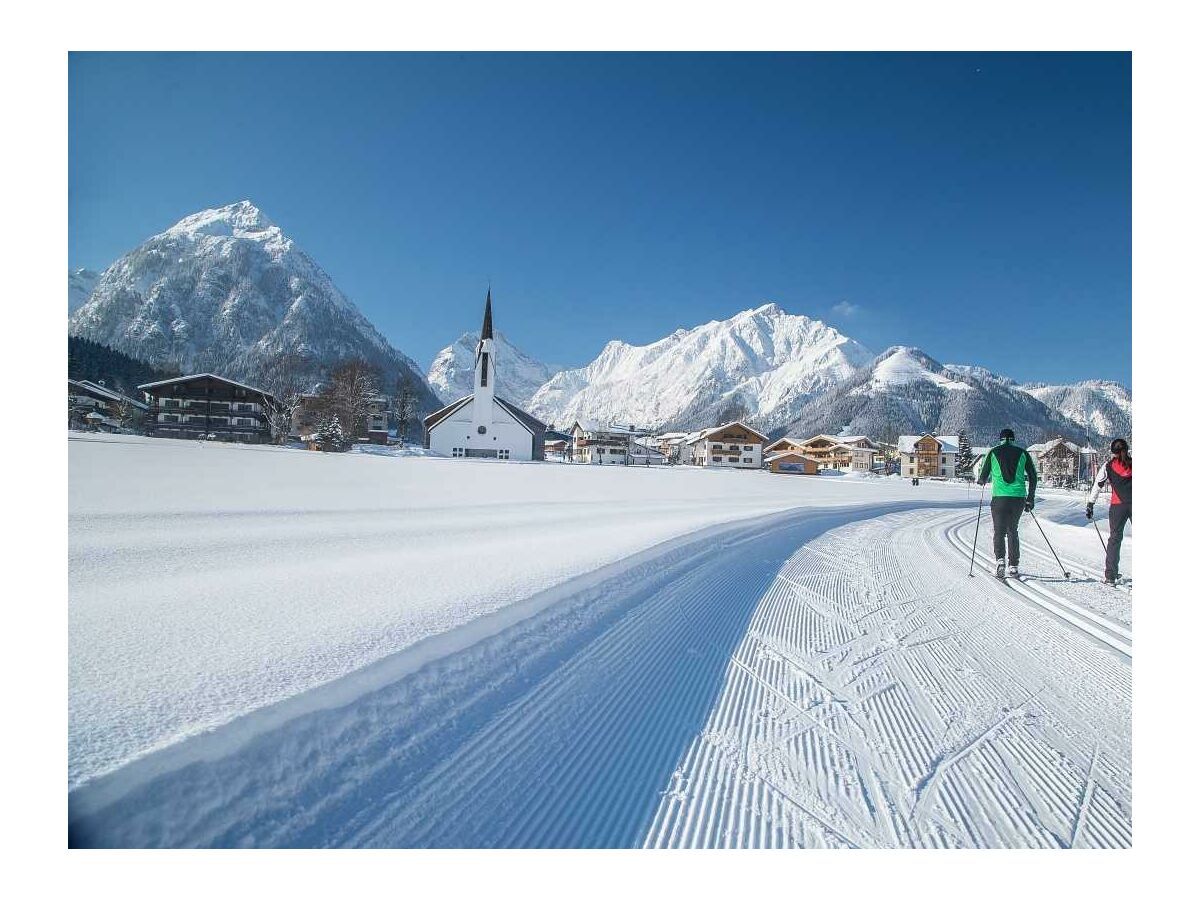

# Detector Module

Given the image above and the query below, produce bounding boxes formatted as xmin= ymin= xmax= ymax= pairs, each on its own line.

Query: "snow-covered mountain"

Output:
xmin=1020 ymin=380 xmax=1132 ymax=442
xmin=527 ymin=303 xmax=873 ymax=431
xmin=68 ymin=268 xmax=99 ymax=314
xmin=784 ymin=346 xmax=1096 ymax=446
xmin=428 ymin=331 xmax=562 ymax=408
xmin=68 ymin=201 xmax=439 ymax=412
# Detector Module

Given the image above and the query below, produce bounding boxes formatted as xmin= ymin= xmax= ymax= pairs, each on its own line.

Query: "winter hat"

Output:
xmin=999 ymin=428 xmax=1015 ymax=441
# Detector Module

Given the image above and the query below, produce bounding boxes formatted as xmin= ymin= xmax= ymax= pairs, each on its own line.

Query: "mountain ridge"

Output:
xmin=528 ymin=303 xmax=874 ymax=431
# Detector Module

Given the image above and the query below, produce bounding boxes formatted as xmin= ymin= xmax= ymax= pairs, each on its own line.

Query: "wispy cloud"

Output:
xmin=831 ymin=300 xmax=861 ymax=317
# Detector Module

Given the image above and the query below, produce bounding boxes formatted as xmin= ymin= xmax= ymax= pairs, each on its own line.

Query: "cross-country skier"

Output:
xmin=1087 ymin=437 xmax=1132 ymax=585
xmin=976 ymin=428 xmax=1039 ymax=579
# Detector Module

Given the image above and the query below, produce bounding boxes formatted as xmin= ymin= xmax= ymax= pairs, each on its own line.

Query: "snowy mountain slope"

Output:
xmin=68 ymin=201 xmax=439 ymax=411
xmin=785 ymin=346 xmax=1096 ymax=445
xmin=1020 ymin=380 xmax=1132 ymax=442
xmin=527 ymin=303 xmax=873 ymax=431
xmin=428 ymin=331 xmax=562 ymax=407
xmin=69 ymin=268 xmax=99 ymax=314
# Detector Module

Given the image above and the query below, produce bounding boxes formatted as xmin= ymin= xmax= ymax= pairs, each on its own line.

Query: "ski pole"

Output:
xmin=967 ymin=486 xmax=986 ymax=578
xmin=1028 ymin=508 xmax=1071 ymax=579
xmin=1092 ymin=520 xmax=1108 ymax=553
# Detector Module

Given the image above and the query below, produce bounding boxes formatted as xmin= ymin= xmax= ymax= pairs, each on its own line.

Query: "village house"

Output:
xmin=765 ymin=450 xmax=821 ymax=475
xmin=850 ymin=446 xmax=877 ymax=472
xmin=424 ymin=291 xmax=548 ymax=460
xmin=765 ymin=434 xmax=878 ymax=471
xmin=543 ymin=438 xmax=571 ymax=461
xmin=1027 ymin=437 xmax=1099 ymax=488
xmin=139 ymin=373 xmax=276 ymax=443
xmin=897 ymin=433 xmax=960 ymax=478
xmin=68 ymin=379 xmax=148 ymax=432
xmin=628 ymin=441 xmax=668 ymax=466
xmin=651 ymin=431 xmax=692 ymax=464
xmin=762 ymin=436 xmax=807 ymax=456
xmin=687 ymin=421 xmax=767 ymax=469
xmin=569 ymin=421 xmax=647 ymax=465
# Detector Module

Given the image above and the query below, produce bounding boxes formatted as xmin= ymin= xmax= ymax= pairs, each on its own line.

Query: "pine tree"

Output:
xmin=955 ymin=429 xmax=974 ymax=480
xmin=317 ymin=416 xmax=349 ymax=452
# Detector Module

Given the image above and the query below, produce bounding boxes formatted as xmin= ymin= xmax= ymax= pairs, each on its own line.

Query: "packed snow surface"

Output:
xmin=69 ymin=434 xmax=1130 ymax=847
xmin=70 ymin=433 xmax=955 ymax=788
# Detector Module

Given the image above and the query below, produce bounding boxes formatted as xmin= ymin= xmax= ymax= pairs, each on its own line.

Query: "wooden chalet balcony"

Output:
xmin=149 ymin=403 xmax=266 ymax=420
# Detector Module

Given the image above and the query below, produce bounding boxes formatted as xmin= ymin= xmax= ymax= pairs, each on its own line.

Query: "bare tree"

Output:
xmin=115 ymin=397 xmax=143 ymax=434
xmin=259 ymin=353 xmax=313 ymax=443
xmin=391 ymin=370 xmax=421 ymax=445
xmin=318 ymin=359 xmax=381 ymax=440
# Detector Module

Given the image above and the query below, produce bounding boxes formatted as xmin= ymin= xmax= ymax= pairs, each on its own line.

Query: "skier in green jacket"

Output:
xmin=975 ymin=428 xmax=1039 ymax=579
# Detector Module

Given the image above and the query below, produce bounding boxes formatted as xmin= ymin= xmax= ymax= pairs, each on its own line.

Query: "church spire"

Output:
xmin=480 ymin=288 xmax=494 ymax=341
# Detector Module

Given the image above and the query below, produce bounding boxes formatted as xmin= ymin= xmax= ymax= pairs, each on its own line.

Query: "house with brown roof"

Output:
xmin=767 ymin=434 xmax=878 ymax=471
xmin=897 ymin=433 xmax=959 ymax=478
xmin=765 ymin=451 xmax=820 ymax=475
xmin=688 ymin=421 xmax=767 ymax=469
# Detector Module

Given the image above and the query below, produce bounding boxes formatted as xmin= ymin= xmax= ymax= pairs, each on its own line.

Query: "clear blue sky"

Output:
xmin=69 ymin=52 xmax=1131 ymax=385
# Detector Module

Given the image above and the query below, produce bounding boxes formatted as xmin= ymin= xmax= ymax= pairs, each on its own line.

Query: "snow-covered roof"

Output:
xmin=571 ymin=419 xmax=646 ymax=436
xmin=897 ymin=434 xmax=959 ymax=454
xmin=69 ymin=379 xmax=148 ymax=409
xmin=138 ymin=372 xmax=275 ymax=401
xmin=793 ymin=434 xmax=859 ymax=450
xmin=1031 ymin=437 xmax=1082 ymax=455
xmin=695 ymin=420 xmax=769 ymax=443
xmin=765 ymin=450 xmax=818 ymax=463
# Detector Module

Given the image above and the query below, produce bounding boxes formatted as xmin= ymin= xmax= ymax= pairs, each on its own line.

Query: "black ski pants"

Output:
xmin=1106 ymin=502 xmax=1132 ymax=580
xmin=991 ymin=496 xmax=1025 ymax=564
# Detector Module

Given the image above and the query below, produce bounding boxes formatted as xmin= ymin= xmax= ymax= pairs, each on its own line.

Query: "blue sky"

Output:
xmin=69 ymin=52 xmax=1130 ymax=385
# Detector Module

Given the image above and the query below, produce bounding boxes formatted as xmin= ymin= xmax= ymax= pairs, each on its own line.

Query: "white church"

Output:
xmin=423 ymin=290 xmax=548 ymax=461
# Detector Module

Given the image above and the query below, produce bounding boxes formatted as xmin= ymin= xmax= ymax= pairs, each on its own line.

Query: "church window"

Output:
xmin=480 ymin=353 xmax=489 ymax=387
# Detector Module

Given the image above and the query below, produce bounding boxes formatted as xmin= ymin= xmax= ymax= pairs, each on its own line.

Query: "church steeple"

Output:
xmin=472 ymin=288 xmax=496 ymax=424
xmin=480 ymin=288 xmax=494 ymax=341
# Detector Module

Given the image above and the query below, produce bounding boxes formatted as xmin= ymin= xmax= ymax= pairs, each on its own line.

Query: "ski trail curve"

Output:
xmin=642 ymin=507 xmax=1131 ymax=848
xmin=70 ymin=501 xmax=950 ymax=848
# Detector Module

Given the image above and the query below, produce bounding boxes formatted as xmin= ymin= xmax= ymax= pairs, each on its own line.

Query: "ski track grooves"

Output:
xmin=69 ymin=501 xmax=940 ymax=848
xmin=69 ymin=501 xmax=1131 ymax=849
xmin=642 ymin=506 xmax=1131 ymax=849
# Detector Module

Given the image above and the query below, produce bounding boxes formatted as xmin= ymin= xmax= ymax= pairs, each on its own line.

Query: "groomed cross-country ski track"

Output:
xmin=69 ymin=463 xmax=1131 ymax=848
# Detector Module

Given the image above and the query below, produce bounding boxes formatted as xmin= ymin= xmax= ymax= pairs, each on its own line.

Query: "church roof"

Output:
xmin=423 ymin=394 xmax=547 ymax=437
xmin=423 ymin=395 xmax=472 ymax=430
xmin=495 ymin=396 xmax=547 ymax=435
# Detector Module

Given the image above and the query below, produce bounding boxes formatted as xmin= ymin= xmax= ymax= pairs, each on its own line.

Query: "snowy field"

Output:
xmin=67 ymin=433 xmax=1131 ymax=848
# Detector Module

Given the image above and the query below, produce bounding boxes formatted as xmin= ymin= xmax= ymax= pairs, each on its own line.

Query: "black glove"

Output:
xmin=1024 ymin=497 xmax=1035 ymax=512
xmin=1085 ymin=502 xmax=1094 ymax=520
